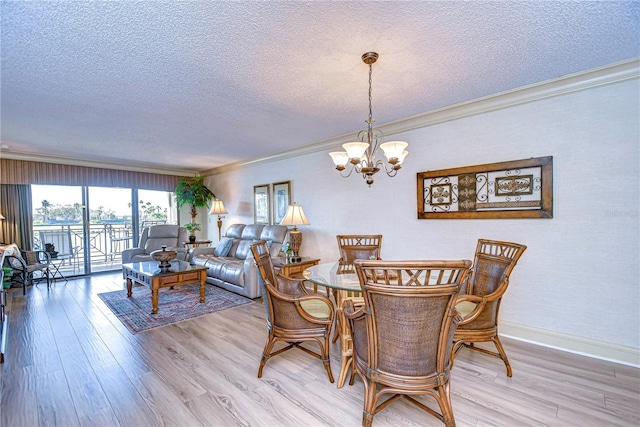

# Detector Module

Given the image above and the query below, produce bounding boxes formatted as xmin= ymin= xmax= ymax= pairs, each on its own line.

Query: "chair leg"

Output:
xmin=348 ymin=363 xmax=357 ymax=386
xmin=258 ymin=334 xmax=277 ymax=378
xmin=436 ymin=381 xmax=456 ymax=427
xmin=332 ymin=317 xmax=340 ymax=343
xmin=450 ymin=340 xmax=463 ymax=370
xmin=492 ymin=335 xmax=512 ymax=377
xmin=361 ymin=378 xmax=377 ymax=427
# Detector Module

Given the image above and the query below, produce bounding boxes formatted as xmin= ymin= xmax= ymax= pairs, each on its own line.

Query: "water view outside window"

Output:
xmin=32 ymin=185 xmax=176 ymax=275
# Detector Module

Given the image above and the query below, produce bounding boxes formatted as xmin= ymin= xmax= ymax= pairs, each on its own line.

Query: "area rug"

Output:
xmin=98 ymin=283 xmax=254 ymax=334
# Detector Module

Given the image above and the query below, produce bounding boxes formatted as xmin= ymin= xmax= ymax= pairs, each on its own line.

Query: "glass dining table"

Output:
xmin=303 ymin=262 xmax=363 ymax=389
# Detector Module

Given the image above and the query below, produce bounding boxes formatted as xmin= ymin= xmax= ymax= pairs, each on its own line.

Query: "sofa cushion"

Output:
xmin=225 ymin=224 xmax=246 ymax=239
xmin=241 ymin=224 xmax=264 ymax=240
xmin=219 ymin=261 xmax=245 ymax=286
xmin=214 ymin=237 xmax=234 ymax=257
xmin=234 ymin=240 xmax=253 ymax=260
xmin=261 ymin=225 xmax=288 ymax=257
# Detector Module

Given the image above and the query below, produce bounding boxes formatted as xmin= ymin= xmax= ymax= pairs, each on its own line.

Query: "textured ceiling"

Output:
xmin=1 ymin=1 xmax=638 ymax=173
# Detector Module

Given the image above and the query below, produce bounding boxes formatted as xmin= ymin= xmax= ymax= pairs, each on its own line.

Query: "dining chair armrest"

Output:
xmin=343 ymin=299 xmax=367 ymax=321
xmin=275 ymin=273 xmax=311 ymax=295
xmin=455 ymin=294 xmax=486 ymax=325
xmin=295 ymin=294 xmax=335 ymax=324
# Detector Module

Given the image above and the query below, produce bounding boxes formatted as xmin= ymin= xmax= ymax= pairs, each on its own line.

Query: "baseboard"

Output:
xmin=500 ymin=320 xmax=640 ymax=368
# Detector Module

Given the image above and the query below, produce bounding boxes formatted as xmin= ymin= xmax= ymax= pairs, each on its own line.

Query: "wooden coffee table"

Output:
xmin=122 ymin=260 xmax=208 ymax=314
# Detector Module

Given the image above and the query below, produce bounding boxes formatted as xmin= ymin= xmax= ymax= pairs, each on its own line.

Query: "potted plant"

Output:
xmin=174 ymin=177 xmax=215 ymax=238
xmin=183 ymin=222 xmax=201 ymax=243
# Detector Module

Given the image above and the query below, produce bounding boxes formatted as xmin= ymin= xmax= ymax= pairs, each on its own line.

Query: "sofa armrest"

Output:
xmin=122 ymin=247 xmax=145 ymax=264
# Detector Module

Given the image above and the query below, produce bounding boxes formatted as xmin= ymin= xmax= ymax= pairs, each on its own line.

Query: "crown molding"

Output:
xmin=201 ymin=57 xmax=639 ymax=176
xmin=0 ymin=151 xmax=196 ymax=177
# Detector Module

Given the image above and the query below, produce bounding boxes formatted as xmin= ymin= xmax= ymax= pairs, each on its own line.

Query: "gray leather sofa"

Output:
xmin=122 ymin=224 xmax=189 ymax=264
xmin=190 ymin=224 xmax=288 ymax=299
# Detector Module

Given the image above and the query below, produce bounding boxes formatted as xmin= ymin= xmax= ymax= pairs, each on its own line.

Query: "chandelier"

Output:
xmin=329 ymin=52 xmax=409 ymax=187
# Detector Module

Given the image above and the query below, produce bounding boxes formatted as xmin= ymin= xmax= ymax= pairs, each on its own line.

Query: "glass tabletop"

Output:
xmin=123 ymin=260 xmax=207 ymax=277
xmin=303 ymin=262 xmax=362 ymax=292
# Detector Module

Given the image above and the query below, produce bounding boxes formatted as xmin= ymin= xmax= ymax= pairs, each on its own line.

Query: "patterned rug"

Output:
xmin=98 ymin=283 xmax=254 ymax=334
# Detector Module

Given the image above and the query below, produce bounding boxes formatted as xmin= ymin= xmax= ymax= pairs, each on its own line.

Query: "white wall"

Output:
xmin=203 ymin=66 xmax=639 ymax=365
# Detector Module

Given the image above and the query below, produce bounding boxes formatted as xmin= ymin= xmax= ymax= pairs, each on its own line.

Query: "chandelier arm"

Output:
xmin=374 ymin=159 xmax=398 ymax=176
xmin=338 ymin=162 xmax=361 ymax=178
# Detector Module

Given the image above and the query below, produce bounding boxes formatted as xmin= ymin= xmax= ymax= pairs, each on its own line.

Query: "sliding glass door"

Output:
xmin=87 ymin=187 xmax=133 ymax=273
xmin=32 ymin=185 xmax=86 ymax=276
xmin=32 ymin=185 xmax=177 ymax=277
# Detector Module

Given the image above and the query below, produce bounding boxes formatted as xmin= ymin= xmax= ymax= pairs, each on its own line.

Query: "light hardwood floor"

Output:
xmin=1 ymin=273 xmax=638 ymax=427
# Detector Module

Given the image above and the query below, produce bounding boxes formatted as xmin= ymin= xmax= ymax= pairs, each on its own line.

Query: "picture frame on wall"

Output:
xmin=272 ymin=181 xmax=291 ymax=225
xmin=253 ymin=184 xmax=271 ymax=225
xmin=417 ymin=156 xmax=553 ymax=219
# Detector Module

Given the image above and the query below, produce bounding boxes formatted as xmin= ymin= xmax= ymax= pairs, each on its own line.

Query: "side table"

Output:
xmin=273 ymin=257 xmax=321 ymax=292
xmin=183 ymin=240 xmax=212 ymax=249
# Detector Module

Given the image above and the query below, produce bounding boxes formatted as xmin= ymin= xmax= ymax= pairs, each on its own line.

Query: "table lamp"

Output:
xmin=208 ymin=199 xmax=228 ymax=240
xmin=279 ymin=203 xmax=310 ymax=262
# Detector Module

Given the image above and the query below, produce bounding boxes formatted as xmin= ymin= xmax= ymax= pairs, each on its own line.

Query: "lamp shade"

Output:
xmin=208 ymin=200 xmax=228 ymax=215
xmin=279 ymin=203 xmax=310 ymax=226
xmin=380 ymin=141 xmax=408 ymax=160
xmin=342 ymin=142 xmax=369 ymax=160
xmin=0 ymin=212 xmax=4 ymax=220
xmin=329 ymin=151 xmax=350 ymax=167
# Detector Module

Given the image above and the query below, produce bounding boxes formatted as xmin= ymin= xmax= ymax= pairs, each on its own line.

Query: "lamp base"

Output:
xmin=289 ymin=229 xmax=303 ymax=264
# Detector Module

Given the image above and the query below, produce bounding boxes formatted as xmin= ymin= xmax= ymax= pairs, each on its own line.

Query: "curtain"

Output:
xmin=0 ymin=184 xmax=33 ymax=250
xmin=0 ymin=159 xmax=186 ymax=191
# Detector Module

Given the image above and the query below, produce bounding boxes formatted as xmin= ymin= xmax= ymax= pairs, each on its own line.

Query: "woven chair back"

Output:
xmin=353 ymin=259 xmax=471 ymax=378
xmin=463 ymin=239 xmax=527 ymax=328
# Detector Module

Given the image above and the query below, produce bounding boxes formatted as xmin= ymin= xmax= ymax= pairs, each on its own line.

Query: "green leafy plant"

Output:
xmin=174 ymin=177 xmax=215 ymax=224
xmin=183 ymin=222 xmax=201 ymax=234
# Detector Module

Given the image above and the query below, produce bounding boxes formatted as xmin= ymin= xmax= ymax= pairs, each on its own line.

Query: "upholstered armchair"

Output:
xmin=121 ymin=224 xmax=188 ymax=264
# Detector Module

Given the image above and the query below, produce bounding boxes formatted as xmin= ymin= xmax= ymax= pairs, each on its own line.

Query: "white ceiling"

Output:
xmin=1 ymin=1 xmax=638 ymax=174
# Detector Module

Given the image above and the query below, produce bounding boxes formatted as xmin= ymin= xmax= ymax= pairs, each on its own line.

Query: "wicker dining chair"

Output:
xmin=336 ymin=235 xmax=383 ymax=265
xmin=452 ymin=239 xmax=527 ymax=377
xmin=344 ymin=259 xmax=472 ymax=427
xmin=250 ymin=241 xmax=335 ymax=382
xmin=332 ymin=235 xmax=383 ymax=386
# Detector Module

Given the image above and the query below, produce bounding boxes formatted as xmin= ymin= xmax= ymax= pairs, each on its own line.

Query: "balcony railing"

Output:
xmin=33 ymin=223 xmax=134 ymax=276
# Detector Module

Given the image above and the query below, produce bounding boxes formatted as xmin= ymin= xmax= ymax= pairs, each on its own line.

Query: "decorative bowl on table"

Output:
xmin=150 ymin=245 xmax=177 ymax=270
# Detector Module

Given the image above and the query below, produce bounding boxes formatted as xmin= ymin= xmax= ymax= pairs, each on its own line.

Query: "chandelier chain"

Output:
xmin=368 ymin=62 xmax=373 ymax=124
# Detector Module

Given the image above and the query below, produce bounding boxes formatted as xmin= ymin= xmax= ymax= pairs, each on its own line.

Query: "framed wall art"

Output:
xmin=417 ymin=156 xmax=553 ymax=219
xmin=272 ymin=181 xmax=291 ymax=225
xmin=253 ymin=184 xmax=271 ymax=225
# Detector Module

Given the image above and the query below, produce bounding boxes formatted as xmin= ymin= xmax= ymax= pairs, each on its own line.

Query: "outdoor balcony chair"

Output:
xmin=1 ymin=243 xmax=51 ymax=295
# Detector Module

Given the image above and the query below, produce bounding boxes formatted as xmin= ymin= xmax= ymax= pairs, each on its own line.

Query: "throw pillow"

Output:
xmin=214 ymin=237 xmax=234 ymax=257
